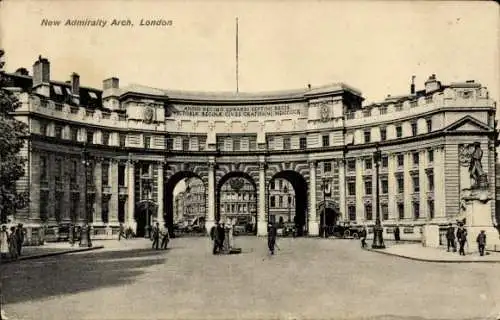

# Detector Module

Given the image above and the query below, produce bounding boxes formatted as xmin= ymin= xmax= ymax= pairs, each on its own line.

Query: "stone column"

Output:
xmin=109 ymin=160 xmax=119 ymax=224
xmin=205 ymin=159 xmax=216 ymax=234
xmin=355 ymin=158 xmax=364 ymax=225
xmin=403 ymin=152 xmax=412 ymax=219
xmin=387 ymin=153 xmax=396 ymax=221
xmin=338 ymin=159 xmax=346 ymax=221
xmin=157 ymin=162 xmax=165 ymax=229
xmin=127 ymin=160 xmax=136 ymax=232
xmin=434 ymin=147 xmax=445 ymax=218
xmin=308 ymin=161 xmax=319 ymax=236
xmin=419 ymin=150 xmax=427 ymax=220
xmin=94 ymin=159 xmax=103 ymax=225
xmin=257 ymin=160 xmax=268 ymax=236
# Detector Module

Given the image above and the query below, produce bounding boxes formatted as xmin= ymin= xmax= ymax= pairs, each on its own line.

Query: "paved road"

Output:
xmin=1 ymin=237 xmax=500 ymax=320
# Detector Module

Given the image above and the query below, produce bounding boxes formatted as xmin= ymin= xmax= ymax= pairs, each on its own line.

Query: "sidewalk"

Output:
xmin=1 ymin=242 xmax=104 ymax=264
xmin=368 ymin=243 xmax=500 ymax=263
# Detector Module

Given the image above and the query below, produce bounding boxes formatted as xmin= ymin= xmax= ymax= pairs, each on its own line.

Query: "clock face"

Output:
xmin=143 ymin=106 xmax=154 ymax=122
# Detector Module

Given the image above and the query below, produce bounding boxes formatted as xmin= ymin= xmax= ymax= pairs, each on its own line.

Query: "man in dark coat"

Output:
xmin=152 ymin=222 xmax=160 ymax=250
xmin=268 ymin=223 xmax=277 ymax=255
xmin=456 ymin=224 xmax=467 ymax=256
xmin=211 ymin=222 xmax=219 ymax=255
xmin=15 ymin=224 xmax=25 ymax=256
xmin=446 ymin=223 xmax=456 ymax=252
xmin=476 ymin=230 xmax=486 ymax=256
xmin=214 ymin=222 xmax=225 ymax=254
xmin=394 ymin=225 xmax=401 ymax=242
xmin=360 ymin=227 xmax=367 ymax=248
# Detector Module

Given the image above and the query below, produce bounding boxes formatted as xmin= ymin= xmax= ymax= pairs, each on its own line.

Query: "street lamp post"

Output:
xmin=322 ymin=178 xmax=326 ymax=238
xmin=79 ymin=144 xmax=92 ymax=247
xmin=372 ymin=144 xmax=385 ymax=249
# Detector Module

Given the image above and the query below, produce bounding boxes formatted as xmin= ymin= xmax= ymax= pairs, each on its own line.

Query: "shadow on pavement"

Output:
xmin=0 ymin=247 xmax=167 ymax=305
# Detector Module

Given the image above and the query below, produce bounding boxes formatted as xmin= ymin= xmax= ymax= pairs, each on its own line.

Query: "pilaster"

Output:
xmin=94 ymin=159 xmax=103 ymax=224
xmin=419 ymin=150 xmax=427 ymax=219
xmin=127 ymin=160 xmax=136 ymax=231
xmin=338 ymin=159 xmax=346 ymax=221
xmin=109 ymin=160 xmax=119 ymax=223
xmin=355 ymin=158 xmax=363 ymax=224
xmin=434 ymin=146 xmax=446 ymax=218
xmin=257 ymin=159 xmax=268 ymax=236
xmin=404 ymin=152 xmax=412 ymax=219
xmin=388 ymin=153 xmax=396 ymax=220
xmin=308 ymin=160 xmax=319 ymax=236
xmin=206 ymin=158 xmax=216 ymax=233
xmin=157 ymin=161 xmax=165 ymax=229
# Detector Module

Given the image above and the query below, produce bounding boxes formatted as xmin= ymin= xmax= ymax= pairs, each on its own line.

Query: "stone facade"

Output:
xmin=4 ymin=57 xmax=498 ymax=239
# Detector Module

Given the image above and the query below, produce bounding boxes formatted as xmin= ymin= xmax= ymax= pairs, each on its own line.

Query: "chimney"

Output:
xmin=410 ymin=75 xmax=416 ymax=94
xmin=424 ymin=74 xmax=441 ymax=94
xmin=307 ymin=83 xmax=311 ymax=90
xmin=103 ymin=77 xmax=119 ymax=90
xmin=32 ymin=55 xmax=50 ymax=97
xmin=71 ymin=72 xmax=80 ymax=96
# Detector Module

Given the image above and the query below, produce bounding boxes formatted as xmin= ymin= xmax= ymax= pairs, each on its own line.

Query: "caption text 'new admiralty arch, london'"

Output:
xmin=4 ymin=56 xmax=498 ymax=239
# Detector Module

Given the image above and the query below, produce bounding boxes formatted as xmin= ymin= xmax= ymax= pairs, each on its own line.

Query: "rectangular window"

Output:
xmin=381 ymin=179 xmax=388 ymax=194
xmin=55 ymin=125 xmax=63 ymax=139
xmin=412 ymin=176 xmax=420 ymax=193
xmin=233 ymin=138 xmax=241 ymax=151
xmin=119 ymin=134 xmax=126 ymax=147
xmin=166 ymin=138 xmax=174 ymax=150
xmin=348 ymin=182 xmax=356 ymax=196
xmin=411 ymin=122 xmax=418 ymax=136
xmin=299 ymin=137 xmax=307 ymax=149
xmin=396 ymin=125 xmax=402 ymax=138
xmin=365 ymin=158 xmax=372 ymax=170
xmin=39 ymin=121 xmax=47 ymax=136
xmin=70 ymin=160 xmax=77 ymax=185
xmin=71 ymin=127 xmax=78 ymax=141
xmin=87 ymin=130 xmax=94 ymax=144
xmin=428 ymin=149 xmax=434 ymax=163
xmin=40 ymin=156 xmax=48 ymax=181
xmin=428 ymin=172 xmax=434 ymax=191
xmin=102 ymin=162 xmax=110 ymax=186
xmin=364 ymin=130 xmax=371 ymax=143
xmin=398 ymin=203 xmax=405 ymax=219
xmin=249 ymin=137 xmax=257 ymax=150
xmin=381 ymin=155 xmax=388 ymax=168
xmin=381 ymin=204 xmax=389 ymax=220
xmin=348 ymin=205 xmax=356 ymax=221
xmin=144 ymin=136 xmax=151 ymax=149
xmin=364 ymin=179 xmax=372 ymax=195
xmin=270 ymin=196 xmax=276 ymax=208
xmin=365 ymin=204 xmax=373 ymax=220
xmin=397 ymin=154 xmax=404 ymax=167
xmin=283 ymin=137 xmax=291 ymax=150
xmin=413 ymin=152 xmax=419 ymax=165
xmin=324 ymin=162 xmax=332 ymax=173
xmin=347 ymin=159 xmax=356 ymax=171
xmin=426 ymin=119 xmax=433 ymax=132
xmin=413 ymin=202 xmax=420 ymax=219
xmin=102 ymin=131 xmax=110 ymax=145
xmin=182 ymin=138 xmax=190 ymax=151
xmin=118 ymin=164 xmax=126 ymax=187
xmin=428 ymin=200 xmax=435 ymax=219
xmin=322 ymin=135 xmax=329 ymax=147
xmin=380 ymin=128 xmax=387 ymax=141
xmin=380 ymin=106 xmax=387 ymax=115
xmin=55 ymin=158 xmax=62 ymax=183
xmin=397 ymin=175 xmax=404 ymax=193
xmin=270 ymin=180 xmax=275 ymax=190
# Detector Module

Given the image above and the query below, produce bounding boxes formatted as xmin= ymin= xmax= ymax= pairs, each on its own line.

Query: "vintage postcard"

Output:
xmin=0 ymin=1 xmax=499 ymax=319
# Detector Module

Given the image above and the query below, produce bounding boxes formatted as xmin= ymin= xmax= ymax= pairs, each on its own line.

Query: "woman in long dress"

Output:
xmin=0 ymin=225 xmax=9 ymax=261
xmin=9 ymin=226 xmax=18 ymax=260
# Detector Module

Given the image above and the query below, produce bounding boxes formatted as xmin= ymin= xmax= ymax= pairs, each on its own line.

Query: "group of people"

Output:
xmin=0 ymin=223 xmax=25 ymax=262
xmin=151 ymin=222 xmax=170 ymax=250
xmin=446 ymin=223 xmax=487 ymax=256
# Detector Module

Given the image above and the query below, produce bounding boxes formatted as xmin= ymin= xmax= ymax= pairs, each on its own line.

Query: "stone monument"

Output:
xmin=459 ymin=142 xmax=500 ymax=252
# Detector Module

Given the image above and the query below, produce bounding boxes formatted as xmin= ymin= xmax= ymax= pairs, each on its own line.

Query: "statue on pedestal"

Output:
xmin=460 ymin=142 xmax=488 ymax=189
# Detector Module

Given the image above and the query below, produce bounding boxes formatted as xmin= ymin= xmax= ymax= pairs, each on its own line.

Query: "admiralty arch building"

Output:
xmin=3 ymin=56 xmax=498 ymax=240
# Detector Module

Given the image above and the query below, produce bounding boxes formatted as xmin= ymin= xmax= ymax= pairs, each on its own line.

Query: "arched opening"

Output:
xmin=216 ymin=172 xmax=257 ymax=235
xmin=269 ymin=171 xmax=308 ymax=237
xmin=164 ymin=171 xmax=205 ymax=237
xmin=318 ymin=200 xmax=340 ymax=237
xmin=135 ymin=200 xmax=157 ymax=238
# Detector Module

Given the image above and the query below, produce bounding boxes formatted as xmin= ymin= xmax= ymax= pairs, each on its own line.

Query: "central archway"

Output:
xmin=164 ymin=171 xmax=204 ymax=237
xmin=318 ymin=200 xmax=340 ymax=237
xmin=269 ymin=171 xmax=308 ymax=237
xmin=216 ymin=172 xmax=258 ymax=235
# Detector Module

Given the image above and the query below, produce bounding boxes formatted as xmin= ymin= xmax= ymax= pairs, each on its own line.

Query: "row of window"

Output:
xmin=346 ymin=150 xmax=434 ymax=172
xmin=347 ymin=171 xmax=434 ymax=196
xmin=362 ymin=119 xmax=433 ymax=143
xmin=269 ymin=195 xmax=296 ymax=208
xmin=347 ymin=200 xmax=435 ymax=221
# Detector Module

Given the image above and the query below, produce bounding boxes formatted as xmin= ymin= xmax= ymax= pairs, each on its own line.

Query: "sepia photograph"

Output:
xmin=0 ymin=1 xmax=499 ymax=319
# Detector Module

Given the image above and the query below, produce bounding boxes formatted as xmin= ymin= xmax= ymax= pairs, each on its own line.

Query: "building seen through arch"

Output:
xmin=3 ymin=56 xmax=498 ymax=240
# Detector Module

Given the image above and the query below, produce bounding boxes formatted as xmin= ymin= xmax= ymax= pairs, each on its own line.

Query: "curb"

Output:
xmin=365 ymin=248 xmax=500 ymax=263
xmin=1 ymin=246 xmax=104 ymax=264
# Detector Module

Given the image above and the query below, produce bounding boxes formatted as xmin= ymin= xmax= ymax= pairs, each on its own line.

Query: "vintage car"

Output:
xmin=331 ymin=222 xmax=364 ymax=239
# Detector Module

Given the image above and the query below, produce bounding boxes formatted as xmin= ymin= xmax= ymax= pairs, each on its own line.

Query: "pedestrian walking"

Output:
xmin=152 ymin=222 xmax=160 ymax=250
xmin=8 ymin=227 xmax=18 ymax=261
xmin=268 ymin=222 xmax=277 ymax=255
xmin=15 ymin=223 xmax=25 ymax=256
xmin=118 ymin=223 xmax=126 ymax=241
xmin=476 ymin=230 xmax=486 ymax=256
xmin=446 ymin=223 xmax=456 ymax=252
xmin=161 ymin=227 xmax=170 ymax=250
xmin=394 ymin=225 xmax=401 ymax=242
xmin=456 ymin=224 xmax=468 ymax=256
xmin=360 ymin=227 xmax=367 ymax=248
xmin=0 ymin=225 xmax=9 ymax=261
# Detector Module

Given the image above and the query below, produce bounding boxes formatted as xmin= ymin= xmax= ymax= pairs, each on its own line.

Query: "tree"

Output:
xmin=0 ymin=49 xmax=29 ymax=223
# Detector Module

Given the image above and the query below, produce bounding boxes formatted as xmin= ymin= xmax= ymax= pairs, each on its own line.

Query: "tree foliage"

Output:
xmin=0 ymin=49 xmax=29 ymax=223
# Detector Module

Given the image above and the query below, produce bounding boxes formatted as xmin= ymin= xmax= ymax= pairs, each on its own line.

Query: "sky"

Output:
xmin=0 ymin=0 xmax=498 ymax=106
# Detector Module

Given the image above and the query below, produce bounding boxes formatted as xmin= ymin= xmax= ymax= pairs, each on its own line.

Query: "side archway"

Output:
xmin=135 ymin=200 xmax=158 ymax=238
xmin=268 ymin=170 xmax=308 ymax=237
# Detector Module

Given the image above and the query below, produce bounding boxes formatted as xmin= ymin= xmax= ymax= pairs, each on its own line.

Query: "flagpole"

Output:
xmin=236 ymin=17 xmax=239 ymax=93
